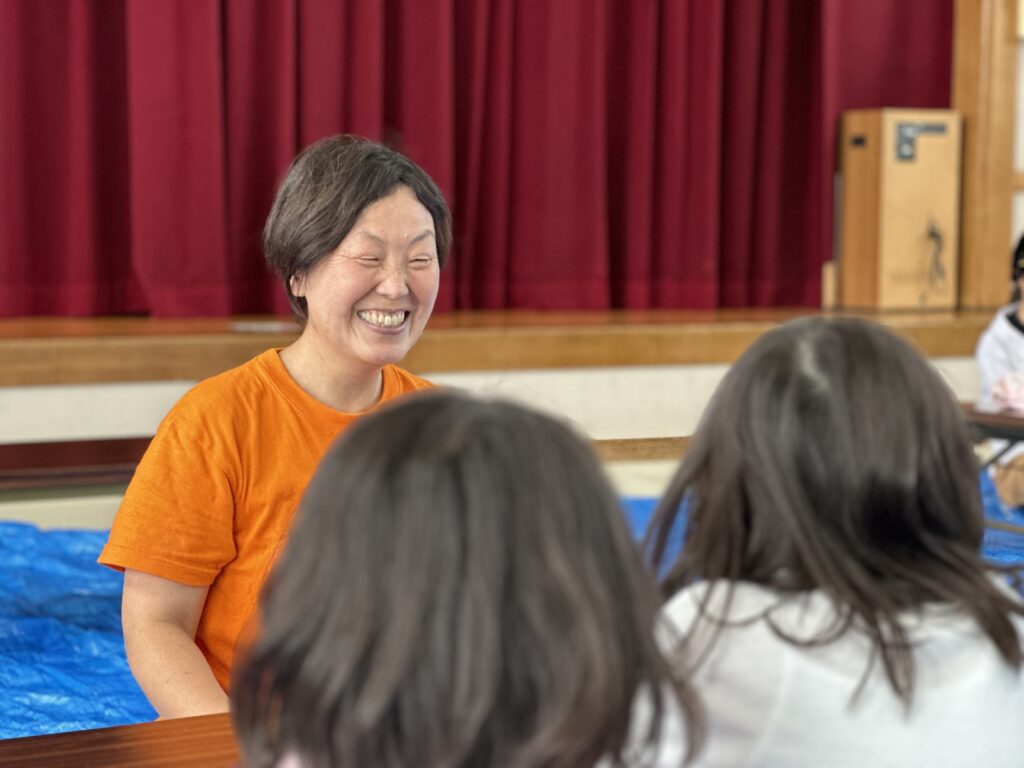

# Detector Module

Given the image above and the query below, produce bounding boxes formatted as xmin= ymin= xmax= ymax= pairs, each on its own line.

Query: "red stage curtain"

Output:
xmin=0 ymin=0 xmax=952 ymax=317
xmin=0 ymin=0 xmax=141 ymax=315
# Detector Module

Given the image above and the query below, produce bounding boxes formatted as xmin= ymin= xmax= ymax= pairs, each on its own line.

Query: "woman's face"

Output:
xmin=292 ymin=185 xmax=440 ymax=376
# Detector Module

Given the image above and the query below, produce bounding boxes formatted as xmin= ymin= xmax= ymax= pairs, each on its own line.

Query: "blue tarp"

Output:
xmin=623 ymin=472 xmax=1024 ymax=565
xmin=0 ymin=481 xmax=1021 ymax=739
xmin=0 ymin=525 xmax=155 ymax=738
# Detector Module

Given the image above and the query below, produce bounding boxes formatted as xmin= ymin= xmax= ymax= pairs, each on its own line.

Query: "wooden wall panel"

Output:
xmin=953 ymin=0 xmax=1018 ymax=308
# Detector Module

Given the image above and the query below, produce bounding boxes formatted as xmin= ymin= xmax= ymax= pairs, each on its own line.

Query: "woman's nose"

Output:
xmin=375 ymin=264 xmax=410 ymax=298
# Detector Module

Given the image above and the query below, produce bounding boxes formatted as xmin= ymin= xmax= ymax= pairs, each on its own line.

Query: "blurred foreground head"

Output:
xmin=649 ymin=316 xmax=1022 ymax=701
xmin=233 ymin=389 xmax=699 ymax=767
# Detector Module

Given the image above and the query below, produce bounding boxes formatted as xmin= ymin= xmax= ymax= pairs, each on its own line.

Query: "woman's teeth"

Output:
xmin=358 ymin=310 xmax=407 ymax=328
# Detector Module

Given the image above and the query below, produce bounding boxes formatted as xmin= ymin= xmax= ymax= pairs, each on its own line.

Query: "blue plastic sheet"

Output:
xmin=980 ymin=470 xmax=1024 ymax=566
xmin=0 ymin=524 xmax=155 ymax=738
xmin=0 ymin=482 xmax=1021 ymax=740
xmin=627 ymin=477 xmax=1024 ymax=569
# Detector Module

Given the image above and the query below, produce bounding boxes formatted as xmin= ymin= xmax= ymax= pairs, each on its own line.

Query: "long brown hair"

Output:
xmin=648 ymin=316 xmax=1023 ymax=703
xmin=233 ymin=390 xmax=700 ymax=767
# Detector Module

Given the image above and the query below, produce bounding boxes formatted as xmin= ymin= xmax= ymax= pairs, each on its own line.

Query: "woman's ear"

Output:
xmin=290 ymin=273 xmax=305 ymax=298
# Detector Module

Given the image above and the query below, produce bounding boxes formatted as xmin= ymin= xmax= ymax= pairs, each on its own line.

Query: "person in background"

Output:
xmin=99 ymin=135 xmax=450 ymax=718
xmin=648 ymin=316 xmax=1024 ymax=767
xmin=232 ymin=390 xmax=701 ymax=768
xmin=976 ymin=234 xmax=1024 ymax=506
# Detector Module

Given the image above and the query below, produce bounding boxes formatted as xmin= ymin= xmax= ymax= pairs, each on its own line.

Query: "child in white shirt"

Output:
xmin=648 ymin=316 xmax=1024 ymax=768
xmin=976 ymin=235 xmax=1024 ymax=505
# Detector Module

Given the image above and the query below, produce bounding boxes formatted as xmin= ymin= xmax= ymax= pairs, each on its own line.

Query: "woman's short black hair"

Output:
xmin=233 ymin=390 xmax=701 ymax=767
xmin=264 ymin=135 xmax=452 ymax=320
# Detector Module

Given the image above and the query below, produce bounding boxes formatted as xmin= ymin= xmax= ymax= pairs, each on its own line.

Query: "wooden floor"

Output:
xmin=0 ymin=309 xmax=994 ymax=386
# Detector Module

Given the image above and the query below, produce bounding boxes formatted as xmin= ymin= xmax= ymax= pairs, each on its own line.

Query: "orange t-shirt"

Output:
xmin=99 ymin=349 xmax=432 ymax=690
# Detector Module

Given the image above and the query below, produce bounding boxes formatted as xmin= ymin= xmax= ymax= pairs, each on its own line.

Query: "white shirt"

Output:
xmin=976 ymin=304 xmax=1024 ymax=407
xmin=975 ymin=305 xmax=1024 ymax=466
xmin=660 ymin=581 xmax=1024 ymax=768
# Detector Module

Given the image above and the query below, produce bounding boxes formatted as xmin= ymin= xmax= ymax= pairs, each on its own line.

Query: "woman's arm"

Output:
xmin=121 ymin=569 xmax=230 ymax=719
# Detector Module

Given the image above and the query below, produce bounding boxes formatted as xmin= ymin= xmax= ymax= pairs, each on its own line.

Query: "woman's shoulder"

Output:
xmin=383 ymin=365 xmax=435 ymax=394
xmin=162 ymin=349 xmax=283 ymax=429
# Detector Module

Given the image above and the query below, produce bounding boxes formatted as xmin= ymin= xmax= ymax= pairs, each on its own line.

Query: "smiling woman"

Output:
xmin=96 ymin=136 xmax=451 ymax=721
xmin=283 ymin=185 xmax=441 ymax=411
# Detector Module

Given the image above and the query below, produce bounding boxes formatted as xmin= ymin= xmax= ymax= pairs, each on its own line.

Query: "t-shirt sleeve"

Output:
xmin=99 ymin=397 xmax=239 ymax=587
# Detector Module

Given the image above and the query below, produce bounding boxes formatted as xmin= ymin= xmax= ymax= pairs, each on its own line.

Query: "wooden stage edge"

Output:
xmin=0 ymin=309 xmax=995 ymax=386
xmin=0 ymin=713 xmax=237 ymax=767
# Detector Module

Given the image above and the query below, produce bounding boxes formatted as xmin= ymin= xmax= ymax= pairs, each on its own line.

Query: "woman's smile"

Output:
xmin=357 ymin=309 xmax=409 ymax=330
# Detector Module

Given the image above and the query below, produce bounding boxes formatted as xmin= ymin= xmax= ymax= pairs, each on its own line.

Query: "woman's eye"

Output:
xmin=410 ymin=256 xmax=436 ymax=268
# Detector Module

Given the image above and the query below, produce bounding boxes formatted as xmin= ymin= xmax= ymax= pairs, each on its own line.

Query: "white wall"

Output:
xmin=0 ymin=355 xmax=982 ymax=529
xmin=0 ymin=357 xmax=980 ymax=445
xmin=0 ymin=381 xmax=192 ymax=444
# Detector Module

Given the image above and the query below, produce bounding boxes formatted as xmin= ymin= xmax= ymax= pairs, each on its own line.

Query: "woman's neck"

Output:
xmin=279 ymin=336 xmax=383 ymax=413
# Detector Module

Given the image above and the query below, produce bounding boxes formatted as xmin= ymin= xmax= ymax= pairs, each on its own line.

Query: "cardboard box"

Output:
xmin=836 ymin=109 xmax=962 ymax=310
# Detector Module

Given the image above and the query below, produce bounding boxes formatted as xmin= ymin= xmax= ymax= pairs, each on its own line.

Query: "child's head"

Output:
xmin=232 ymin=390 xmax=698 ymax=768
xmin=649 ymin=316 xmax=1022 ymax=698
xmin=1012 ymin=233 xmax=1024 ymax=302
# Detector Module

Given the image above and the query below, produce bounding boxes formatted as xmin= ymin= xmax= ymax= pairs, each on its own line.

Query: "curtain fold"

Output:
xmin=1 ymin=0 xmax=138 ymax=315
xmin=651 ymin=0 xmax=724 ymax=308
xmin=222 ymin=0 xmax=298 ymax=315
xmin=126 ymin=0 xmax=230 ymax=315
xmin=0 ymin=0 xmax=953 ymax=317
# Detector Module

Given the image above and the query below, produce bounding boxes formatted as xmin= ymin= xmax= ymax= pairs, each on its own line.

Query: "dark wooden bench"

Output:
xmin=0 ymin=438 xmax=151 ymax=492
xmin=2 ymin=404 xmax=1021 ymax=495
xmin=0 ymin=436 xmax=689 ymax=494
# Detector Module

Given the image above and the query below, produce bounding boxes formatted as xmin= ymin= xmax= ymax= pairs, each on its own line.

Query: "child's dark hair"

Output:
xmin=648 ymin=316 xmax=1023 ymax=704
xmin=233 ymin=389 xmax=700 ymax=767
xmin=1011 ymin=234 xmax=1024 ymax=302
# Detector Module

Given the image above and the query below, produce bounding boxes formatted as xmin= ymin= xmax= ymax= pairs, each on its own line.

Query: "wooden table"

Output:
xmin=962 ymin=402 xmax=1024 ymax=445
xmin=0 ymin=714 xmax=238 ymax=767
xmin=961 ymin=403 xmax=1024 ymax=535
xmin=962 ymin=402 xmax=1024 ymax=469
